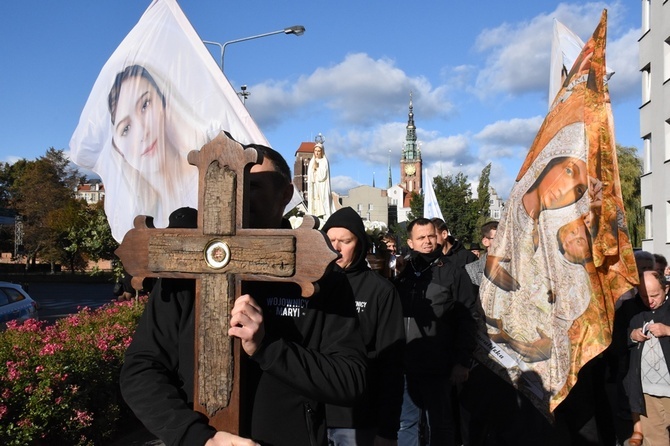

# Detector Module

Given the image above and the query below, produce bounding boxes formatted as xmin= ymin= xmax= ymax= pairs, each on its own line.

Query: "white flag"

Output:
xmin=69 ymin=0 xmax=268 ymax=242
xmin=548 ymin=18 xmax=613 ymax=110
xmin=423 ymin=171 xmax=444 ymax=220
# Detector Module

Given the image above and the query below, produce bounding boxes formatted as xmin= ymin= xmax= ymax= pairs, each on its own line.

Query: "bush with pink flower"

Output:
xmin=0 ymin=297 xmax=146 ymax=445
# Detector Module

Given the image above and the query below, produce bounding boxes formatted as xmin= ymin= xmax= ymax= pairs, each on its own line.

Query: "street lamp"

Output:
xmin=237 ymin=85 xmax=250 ymax=104
xmin=203 ymin=25 xmax=305 ymax=72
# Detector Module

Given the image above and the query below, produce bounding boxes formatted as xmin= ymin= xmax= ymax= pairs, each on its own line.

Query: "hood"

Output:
xmin=321 ymin=207 xmax=369 ymax=272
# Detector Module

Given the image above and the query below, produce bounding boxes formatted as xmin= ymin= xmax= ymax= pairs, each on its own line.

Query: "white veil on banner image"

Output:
xmin=475 ymin=10 xmax=637 ymax=416
xmin=69 ymin=0 xmax=268 ymax=242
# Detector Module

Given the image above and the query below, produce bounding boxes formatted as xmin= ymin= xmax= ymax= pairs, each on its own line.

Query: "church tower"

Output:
xmin=400 ymin=93 xmax=422 ymax=193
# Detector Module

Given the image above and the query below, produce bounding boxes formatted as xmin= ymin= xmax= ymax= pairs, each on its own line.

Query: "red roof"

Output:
xmin=295 ymin=142 xmax=316 ymax=155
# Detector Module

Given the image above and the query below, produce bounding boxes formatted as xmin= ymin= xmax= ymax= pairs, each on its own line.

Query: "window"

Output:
xmin=368 ymin=203 xmax=373 ymax=211
xmin=666 ymin=119 xmax=670 ymax=161
xmin=665 ymin=37 xmax=670 ymax=82
xmin=645 ymin=206 xmax=653 ymax=239
xmin=0 ymin=289 xmax=9 ymax=306
xmin=642 ymin=64 xmax=651 ymax=104
xmin=642 ymin=0 xmax=651 ymax=34
xmin=643 ymin=134 xmax=652 ymax=174
xmin=3 ymin=288 xmax=24 ymax=303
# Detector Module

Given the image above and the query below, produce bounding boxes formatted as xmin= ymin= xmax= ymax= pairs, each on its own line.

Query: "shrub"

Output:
xmin=0 ymin=298 xmax=146 ymax=445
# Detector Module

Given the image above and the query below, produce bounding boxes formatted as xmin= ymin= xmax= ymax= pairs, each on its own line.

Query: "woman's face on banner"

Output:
xmin=537 ymin=157 xmax=588 ymax=210
xmin=112 ymin=76 xmax=166 ymax=174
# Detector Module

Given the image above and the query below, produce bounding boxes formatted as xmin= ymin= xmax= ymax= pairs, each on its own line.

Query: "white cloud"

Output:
xmin=247 ymin=53 xmax=455 ymax=131
xmin=331 ymin=175 xmax=362 ymax=195
xmin=472 ymin=2 xmax=632 ymax=100
xmin=474 ymin=116 xmax=543 ymax=159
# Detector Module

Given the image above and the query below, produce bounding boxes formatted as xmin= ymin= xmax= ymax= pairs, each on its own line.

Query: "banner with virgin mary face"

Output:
xmin=475 ymin=10 xmax=638 ymax=414
xmin=69 ymin=0 xmax=269 ymax=242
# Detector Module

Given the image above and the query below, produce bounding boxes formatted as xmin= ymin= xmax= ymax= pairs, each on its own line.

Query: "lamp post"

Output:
xmin=237 ymin=85 xmax=250 ymax=104
xmin=203 ymin=25 xmax=305 ymax=72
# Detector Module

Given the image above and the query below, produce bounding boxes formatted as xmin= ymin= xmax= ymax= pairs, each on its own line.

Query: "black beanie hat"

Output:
xmin=321 ymin=207 xmax=369 ymax=270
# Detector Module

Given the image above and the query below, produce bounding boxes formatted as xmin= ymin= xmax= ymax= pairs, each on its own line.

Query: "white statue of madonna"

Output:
xmin=307 ymin=142 xmax=335 ymax=219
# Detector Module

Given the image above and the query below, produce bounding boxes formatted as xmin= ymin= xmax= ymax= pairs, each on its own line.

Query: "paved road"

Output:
xmin=22 ymin=282 xmax=117 ymax=325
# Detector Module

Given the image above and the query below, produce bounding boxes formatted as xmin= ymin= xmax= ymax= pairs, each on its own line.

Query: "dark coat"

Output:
xmin=120 ymin=273 xmax=367 ymax=446
xmin=322 ymin=207 xmax=405 ymax=439
xmin=624 ymin=300 xmax=670 ymax=416
xmin=394 ymin=251 xmax=478 ymax=375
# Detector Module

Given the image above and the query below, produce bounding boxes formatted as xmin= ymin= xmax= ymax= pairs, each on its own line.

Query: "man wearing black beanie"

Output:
xmin=322 ymin=207 xmax=405 ymax=446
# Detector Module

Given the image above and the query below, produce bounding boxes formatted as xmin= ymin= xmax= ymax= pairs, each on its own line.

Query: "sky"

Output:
xmin=0 ymin=1 xmax=641 ymax=201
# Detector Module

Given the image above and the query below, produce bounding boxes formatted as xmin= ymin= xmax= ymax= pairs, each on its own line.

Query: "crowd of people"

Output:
xmin=118 ymin=145 xmax=670 ymax=446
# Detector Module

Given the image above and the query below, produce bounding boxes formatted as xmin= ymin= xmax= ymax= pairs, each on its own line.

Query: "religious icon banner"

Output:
xmin=474 ymin=10 xmax=638 ymax=415
xmin=69 ymin=0 xmax=268 ymax=242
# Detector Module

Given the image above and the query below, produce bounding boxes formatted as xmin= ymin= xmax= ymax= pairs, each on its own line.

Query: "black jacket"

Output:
xmin=322 ymin=207 xmax=405 ymax=439
xmin=444 ymin=236 xmax=478 ymax=268
xmin=120 ymin=272 xmax=367 ymax=446
xmin=624 ymin=300 xmax=670 ymax=416
xmin=395 ymin=251 xmax=478 ymax=375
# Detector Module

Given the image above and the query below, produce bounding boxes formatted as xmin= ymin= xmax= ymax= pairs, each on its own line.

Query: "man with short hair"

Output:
xmin=322 ymin=207 xmax=405 ymax=446
xmin=431 ymin=218 xmax=477 ymax=268
xmin=465 ymin=221 xmax=498 ymax=289
xmin=395 ymin=218 xmax=477 ymax=446
xmin=120 ymin=144 xmax=367 ymax=446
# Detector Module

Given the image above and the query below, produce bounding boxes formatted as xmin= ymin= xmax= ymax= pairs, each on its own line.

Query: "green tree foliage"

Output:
xmin=616 ymin=144 xmax=643 ymax=248
xmin=407 ymin=191 xmax=423 ymax=222
xmin=11 ymin=156 xmax=73 ymax=269
xmin=81 ymin=201 xmax=118 ymax=264
xmin=3 ymin=148 xmax=117 ymax=273
xmin=473 ymin=163 xmax=492 ymax=240
xmin=433 ymin=172 xmax=477 ymax=244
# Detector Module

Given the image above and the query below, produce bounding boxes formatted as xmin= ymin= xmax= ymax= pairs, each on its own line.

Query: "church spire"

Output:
xmin=400 ymin=91 xmax=422 ymax=193
xmin=387 ymin=149 xmax=393 ymax=189
xmin=402 ymin=91 xmax=419 ymax=162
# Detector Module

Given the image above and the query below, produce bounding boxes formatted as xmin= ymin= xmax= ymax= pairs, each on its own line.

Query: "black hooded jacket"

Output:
xmin=322 ymin=207 xmax=405 ymax=439
xmin=120 ymin=213 xmax=367 ymax=446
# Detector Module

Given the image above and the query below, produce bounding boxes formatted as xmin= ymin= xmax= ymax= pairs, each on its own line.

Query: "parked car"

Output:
xmin=0 ymin=281 xmax=39 ymax=329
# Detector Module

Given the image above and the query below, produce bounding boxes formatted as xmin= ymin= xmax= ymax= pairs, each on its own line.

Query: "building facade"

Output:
xmin=639 ymin=0 xmax=670 ymax=258
xmin=489 ymin=186 xmax=505 ymax=220
xmin=75 ymin=181 xmax=105 ymax=205
xmin=340 ymin=185 xmax=392 ymax=225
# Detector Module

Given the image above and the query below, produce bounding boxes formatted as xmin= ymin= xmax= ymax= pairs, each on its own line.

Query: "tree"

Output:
xmin=616 ymin=144 xmax=643 ymax=248
xmin=433 ymin=172 xmax=477 ymax=244
xmin=473 ymin=163 xmax=492 ymax=240
xmin=407 ymin=191 xmax=423 ymax=222
xmin=9 ymin=149 xmax=79 ymax=269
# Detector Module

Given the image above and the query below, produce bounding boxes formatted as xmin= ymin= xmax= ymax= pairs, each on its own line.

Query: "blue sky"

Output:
xmin=0 ymin=1 xmax=640 ymax=200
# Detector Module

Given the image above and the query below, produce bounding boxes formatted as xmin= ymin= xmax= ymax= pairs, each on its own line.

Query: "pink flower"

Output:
xmin=39 ymin=343 xmax=63 ymax=356
xmin=6 ymin=361 xmax=20 ymax=381
xmin=0 ymin=404 xmax=7 ymax=419
xmin=71 ymin=409 xmax=93 ymax=427
xmin=2 ymin=388 xmax=11 ymax=399
xmin=35 ymin=365 xmax=44 ymax=373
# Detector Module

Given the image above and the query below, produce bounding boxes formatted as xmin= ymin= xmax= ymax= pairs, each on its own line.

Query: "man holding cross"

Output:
xmin=120 ymin=144 xmax=368 ymax=446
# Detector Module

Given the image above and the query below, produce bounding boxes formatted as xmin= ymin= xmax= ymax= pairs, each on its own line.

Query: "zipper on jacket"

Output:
xmin=304 ymin=402 xmax=318 ymax=446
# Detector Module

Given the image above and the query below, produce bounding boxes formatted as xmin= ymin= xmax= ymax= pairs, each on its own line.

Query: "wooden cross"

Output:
xmin=115 ymin=132 xmax=337 ymax=433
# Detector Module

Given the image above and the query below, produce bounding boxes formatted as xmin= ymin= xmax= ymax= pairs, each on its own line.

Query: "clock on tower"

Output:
xmin=404 ymin=163 xmax=416 ymax=176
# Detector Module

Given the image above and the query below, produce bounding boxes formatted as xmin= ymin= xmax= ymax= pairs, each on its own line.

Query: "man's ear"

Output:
xmin=482 ymin=237 xmax=491 ymax=249
xmin=407 ymin=239 xmax=414 ymax=250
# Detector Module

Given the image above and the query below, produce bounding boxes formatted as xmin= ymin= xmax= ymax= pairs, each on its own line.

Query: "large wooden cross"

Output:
xmin=115 ymin=132 xmax=337 ymax=433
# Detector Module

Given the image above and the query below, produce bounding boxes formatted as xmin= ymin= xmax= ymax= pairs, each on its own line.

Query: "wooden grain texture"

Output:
xmin=115 ymin=132 xmax=338 ymax=434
